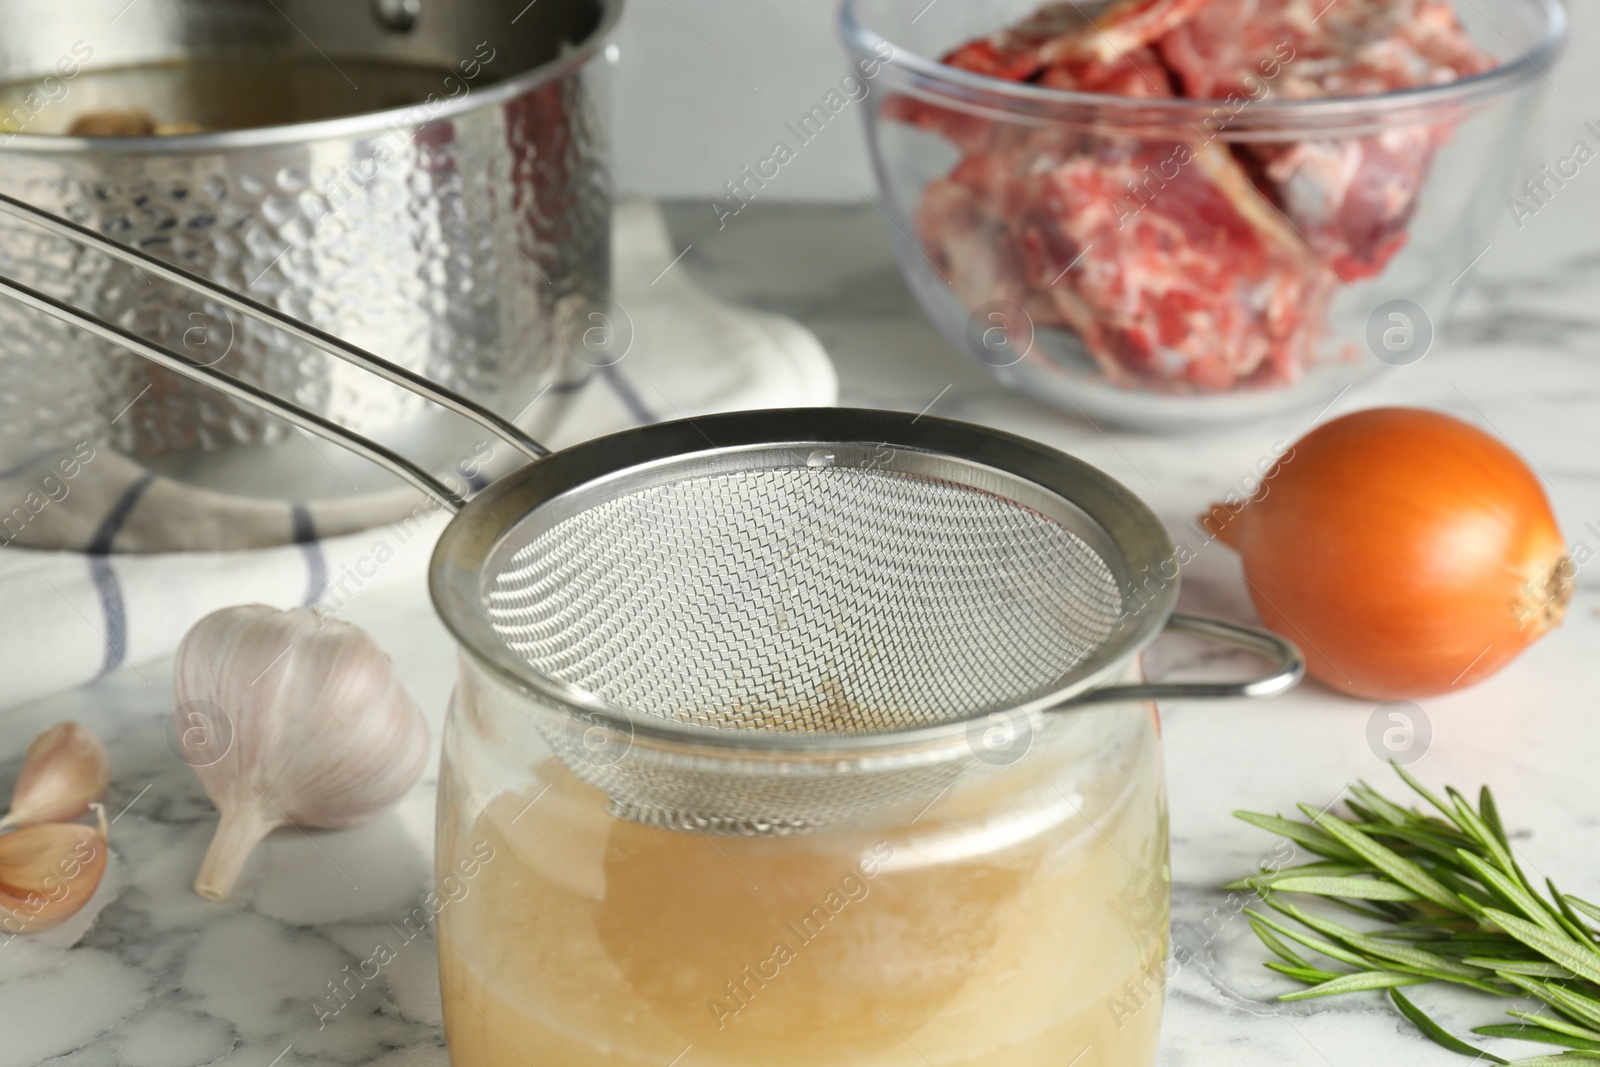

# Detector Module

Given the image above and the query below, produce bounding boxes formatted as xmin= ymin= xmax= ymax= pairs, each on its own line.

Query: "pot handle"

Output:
xmin=1053 ymin=613 xmax=1304 ymax=710
xmin=0 ymin=191 xmax=549 ymax=513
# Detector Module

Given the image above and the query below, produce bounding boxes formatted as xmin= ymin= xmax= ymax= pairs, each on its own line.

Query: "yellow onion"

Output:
xmin=1210 ymin=407 xmax=1571 ymax=699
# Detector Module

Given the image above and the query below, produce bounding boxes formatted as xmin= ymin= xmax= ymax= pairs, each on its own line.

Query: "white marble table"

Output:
xmin=5 ymin=200 xmax=1599 ymax=1067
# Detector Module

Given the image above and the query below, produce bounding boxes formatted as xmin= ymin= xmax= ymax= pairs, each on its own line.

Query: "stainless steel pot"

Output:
xmin=0 ymin=0 xmax=619 ymax=502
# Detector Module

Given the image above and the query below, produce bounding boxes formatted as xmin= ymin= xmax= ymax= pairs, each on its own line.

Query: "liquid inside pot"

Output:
xmin=0 ymin=51 xmax=483 ymax=136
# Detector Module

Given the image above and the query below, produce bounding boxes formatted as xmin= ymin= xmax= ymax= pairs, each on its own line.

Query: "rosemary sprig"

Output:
xmin=1232 ymin=765 xmax=1600 ymax=1063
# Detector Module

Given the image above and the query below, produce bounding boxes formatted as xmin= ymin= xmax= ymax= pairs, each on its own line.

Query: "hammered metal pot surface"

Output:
xmin=0 ymin=0 xmax=616 ymax=501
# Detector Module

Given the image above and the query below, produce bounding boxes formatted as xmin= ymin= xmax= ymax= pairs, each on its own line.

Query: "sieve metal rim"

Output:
xmin=429 ymin=406 xmax=1179 ymax=756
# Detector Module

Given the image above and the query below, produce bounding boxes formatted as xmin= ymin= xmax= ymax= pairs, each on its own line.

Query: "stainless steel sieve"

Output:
xmin=0 ymin=194 xmax=1304 ymax=834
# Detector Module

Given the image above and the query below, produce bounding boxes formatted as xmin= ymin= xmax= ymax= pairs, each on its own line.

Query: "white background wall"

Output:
xmin=609 ymin=0 xmax=877 ymax=203
xmin=609 ymin=0 xmax=1598 ymax=278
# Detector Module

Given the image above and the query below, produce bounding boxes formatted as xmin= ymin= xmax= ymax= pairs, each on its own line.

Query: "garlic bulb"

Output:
xmin=1 ymin=722 xmax=111 ymax=830
xmin=173 ymin=605 xmax=429 ymax=902
xmin=0 ymin=804 xmax=109 ymax=935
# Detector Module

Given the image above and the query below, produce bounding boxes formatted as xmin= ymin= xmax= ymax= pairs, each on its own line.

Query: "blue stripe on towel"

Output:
xmin=87 ymin=473 xmax=154 ymax=677
xmin=291 ymin=504 xmax=327 ymax=607
xmin=599 ymin=363 xmax=655 ymax=425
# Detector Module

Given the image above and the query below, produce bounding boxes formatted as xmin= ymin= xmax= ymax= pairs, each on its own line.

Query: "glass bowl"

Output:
xmin=839 ymin=0 xmax=1567 ymax=431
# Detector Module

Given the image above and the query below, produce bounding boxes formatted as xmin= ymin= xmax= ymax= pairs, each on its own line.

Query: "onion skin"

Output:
xmin=1210 ymin=408 xmax=1571 ymax=700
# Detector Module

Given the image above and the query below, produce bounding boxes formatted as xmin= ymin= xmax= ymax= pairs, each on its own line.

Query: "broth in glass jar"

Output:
xmin=436 ymin=655 xmax=1169 ymax=1067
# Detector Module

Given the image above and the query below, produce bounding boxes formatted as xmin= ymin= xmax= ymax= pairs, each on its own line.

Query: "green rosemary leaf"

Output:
xmin=1245 ymin=909 xmax=1375 ymax=970
xmin=1408 ymin=973 xmax=1518 ymax=997
xmin=1480 ymin=786 xmax=1508 ymax=843
xmin=1499 ymin=976 xmax=1600 ymax=1032
xmin=1263 ymin=895 xmax=1489 ymax=979
xmin=1346 ymin=799 xmax=1383 ymax=825
xmin=1448 ymin=793 xmax=1593 ymax=945
xmin=1451 ymin=789 xmax=1594 ymax=949
xmin=1376 ymin=928 xmax=1462 ymax=942
xmin=1393 ymin=763 xmax=1462 ymax=826
xmin=1447 ymin=787 xmax=1510 ymax=862
xmin=1485 ymin=909 xmax=1600 ymax=986
xmin=1264 ymin=961 xmax=1344 ymax=984
xmin=1551 ymin=884 xmax=1600 ymax=942
xmin=1459 ymin=851 xmax=1568 ymax=934
xmin=1234 ymin=770 xmax=1600 ymax=1057
xmin=1444 ymin=940 xmax=1546 ymax=959
xmin=1339 ymin=898 xmax=1416 ymax=924
xmin=1352 ymin=781 xmax=1416 ymax=826
xmin=1463 ymin=960 xmax=1576 ymax=978
xmin=1473 ymin=1024 xmax=1600 ymax=1052
xmin=1566 ymin=896 xmax=1600 ymax=927
xmin=1269 ymin=876 xmax=1423 ymax=901
xmin=1432 ymin=863 xmax=1502 ymax=910
xmin=1225 ymin=863 xmax=1370 ymax=892
xmin=1234 ymin=811 xmax=1360 ymax=862
xmin=1459 ymin=793 xmax=1568 ymax=908
xmin=1420 ymin=944 xmax=1540 ymax=967
xmin=1241 ymin=908 xmax=1369 ymax=972
xmin=1303 ymin=810 xmax=1466 ymax=913
xmin=1366 ymin=823 xmax=1473 ymax=864
xmin=1251 ymin=917 xmax=1311 ymax=969
xmin=1389 ymin=988 xmax=1509 ymax=1063
xmin=1280 ymin=971 xmax=1428 ymax=1000
xmin=1504 ymin=1011 xmax=1600 ymax=1045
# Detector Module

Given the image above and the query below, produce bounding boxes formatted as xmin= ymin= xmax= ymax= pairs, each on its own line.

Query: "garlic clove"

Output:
xmin=0 ymin=722 xmax=111 ymax=830
xmin=174 ymin=605 xmax=430 ymax=902
xmin=0 ymin=803 xmax=110 ymax=936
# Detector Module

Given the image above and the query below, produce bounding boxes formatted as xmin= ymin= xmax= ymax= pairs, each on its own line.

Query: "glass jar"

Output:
xmin=436 ymin=652 xmax=1170 ymax=1067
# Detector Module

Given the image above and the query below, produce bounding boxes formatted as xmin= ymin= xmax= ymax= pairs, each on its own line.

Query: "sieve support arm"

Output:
xmin=0 ymin=272 xmax=469 ymax=512
xmin=1053 ymin=613 xmax=1304 ymax=709
xmin=0 ymin=190 xmax=550 ymax=462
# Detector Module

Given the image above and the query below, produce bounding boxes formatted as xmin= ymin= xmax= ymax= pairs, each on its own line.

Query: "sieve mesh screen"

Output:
xmin=485 ymin=465 xmax=1123 ymax=735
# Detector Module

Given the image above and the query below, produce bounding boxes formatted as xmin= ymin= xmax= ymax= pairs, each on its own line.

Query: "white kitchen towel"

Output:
xmin=0 ymin=200 xmax=837 ymax=711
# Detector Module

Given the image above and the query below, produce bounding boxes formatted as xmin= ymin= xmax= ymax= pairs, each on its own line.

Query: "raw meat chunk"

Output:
xmin=1038 ymin=47 xmax=1175 ymax=96
xmin=915 ymin=174 xmax=1064 ymax=329
xmin=893 ymin=0 xmax=1492 ymax=392
xmin=920 ymin=139 xmax=1333 ymax=390
xmin=941 ymin=0 xmax=1207 ymax=80
xmin=1159 ymin=0 xmax=1495 ymax=278
xmin=886 ymin=47 xmax=1172 ymax=158
xmin=940 ymin=3 xmax=1098 ymax=81
xmin=1043 ymin=0 xmax=1215 ymax=63
xmin=1157 ymin=0 xmax=1492 ymax=99
xmin=908 ymin=44 xmax=1334 ymax=391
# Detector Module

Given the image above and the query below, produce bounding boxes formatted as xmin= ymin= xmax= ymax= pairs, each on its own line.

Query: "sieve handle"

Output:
xmin=1055 ymin=613 xmax=1304 ymax=709
xmin=0 ymin=190 xmax=553 ymax=512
